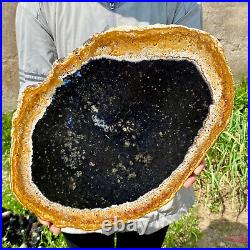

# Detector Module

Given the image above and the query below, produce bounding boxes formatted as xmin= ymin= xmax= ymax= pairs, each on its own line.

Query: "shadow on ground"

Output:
xmin=197 ymin=218 xmax=248 ymax=248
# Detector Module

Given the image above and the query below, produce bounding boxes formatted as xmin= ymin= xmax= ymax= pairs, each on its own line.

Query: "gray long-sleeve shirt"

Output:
xmin=16 ymin=2 xmax=202 ymax=235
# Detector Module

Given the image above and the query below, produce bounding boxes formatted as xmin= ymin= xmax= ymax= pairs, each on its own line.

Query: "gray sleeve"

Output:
xmin=167 ymin=2 xmax=203 ymax=29
xmin=16 ymin=3 xmax=58 ymax=93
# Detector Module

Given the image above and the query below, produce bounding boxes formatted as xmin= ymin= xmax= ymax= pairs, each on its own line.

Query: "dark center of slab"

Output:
xmin=31 ymin=58 xmax=212 ymax=209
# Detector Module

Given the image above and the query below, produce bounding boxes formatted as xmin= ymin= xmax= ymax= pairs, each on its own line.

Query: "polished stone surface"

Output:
xmin=31 ymin=58 xmax=212 ymax=209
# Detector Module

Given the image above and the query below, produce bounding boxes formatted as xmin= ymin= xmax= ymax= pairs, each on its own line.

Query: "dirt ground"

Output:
xmin=196 ymin=196 xmax=248 ymax=248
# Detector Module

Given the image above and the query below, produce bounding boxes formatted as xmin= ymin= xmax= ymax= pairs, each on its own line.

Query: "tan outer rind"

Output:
xmin=10 ymin=25 xmax=234 ymax=231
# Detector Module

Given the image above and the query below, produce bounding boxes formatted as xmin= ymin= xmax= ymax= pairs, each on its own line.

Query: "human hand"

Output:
xmin=183 ymin=160 xmax=205 ymax=188
xmin=38 ymin=218 xmax=61 ymax=236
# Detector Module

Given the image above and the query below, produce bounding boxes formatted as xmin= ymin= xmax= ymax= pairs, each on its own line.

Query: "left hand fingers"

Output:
xmin=193 ymin=160 xmax=206 ymax=175
xmin=183 ymin=174 xmax=196 ymax=188
xmin=183 ymin=160 xmax=206 ymax=188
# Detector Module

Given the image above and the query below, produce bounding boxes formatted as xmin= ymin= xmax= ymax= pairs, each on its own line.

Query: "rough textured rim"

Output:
xmin=10 ymin=24 xmax=234 ymax=231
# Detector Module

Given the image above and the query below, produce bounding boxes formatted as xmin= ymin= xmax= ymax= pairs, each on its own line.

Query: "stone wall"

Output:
xmin=2 ymin=3 xmax=19 ymax=113
xmin=2 ymin=2 xmax=248 ymax=112
xmin=203 ymin=2 xmax=248 ymax=82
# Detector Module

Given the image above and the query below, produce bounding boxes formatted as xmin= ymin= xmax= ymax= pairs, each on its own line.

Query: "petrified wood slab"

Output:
xmin=11 ymin=25 xmax=234 ymax=231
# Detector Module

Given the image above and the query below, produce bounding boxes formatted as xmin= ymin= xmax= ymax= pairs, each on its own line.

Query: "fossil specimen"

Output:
xmin=11 ymin=25 xmax=234 ymax=231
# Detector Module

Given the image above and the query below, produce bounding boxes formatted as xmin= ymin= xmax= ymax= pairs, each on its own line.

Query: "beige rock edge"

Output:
xmin=10 ymin=24 xmax=234 ymax=231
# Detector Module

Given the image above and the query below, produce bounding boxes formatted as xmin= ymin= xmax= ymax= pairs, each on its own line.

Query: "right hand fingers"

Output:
xmin=38 ymin=218 xmax=51 ymax=227
xmin=49 ymin=224 xmax=61 ymax=236
xmin=38 ymin=218 xmax=61 ymax=235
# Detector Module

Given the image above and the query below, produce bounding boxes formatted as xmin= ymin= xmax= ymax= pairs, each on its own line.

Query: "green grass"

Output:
xmin=38 ymin=227 xmax=67 ymax=248
xmin=2 ymin=185 xmax=27 ymax=215
xmin=2 ymin=111 xmax=27 ymax=215
xmin=2 ymin=111 xmax=13 ymax=171
xmin=163 ymin=206 xmax=202 ymax=248
xmin=2 ymin=79 xmax=248 ymax=247
xmin=197 ymin=78 xmax=248 ymax=213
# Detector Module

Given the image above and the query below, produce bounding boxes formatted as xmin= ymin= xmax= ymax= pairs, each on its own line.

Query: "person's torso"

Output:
xmin=41 ymin=2 xmax=175 ymax=58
